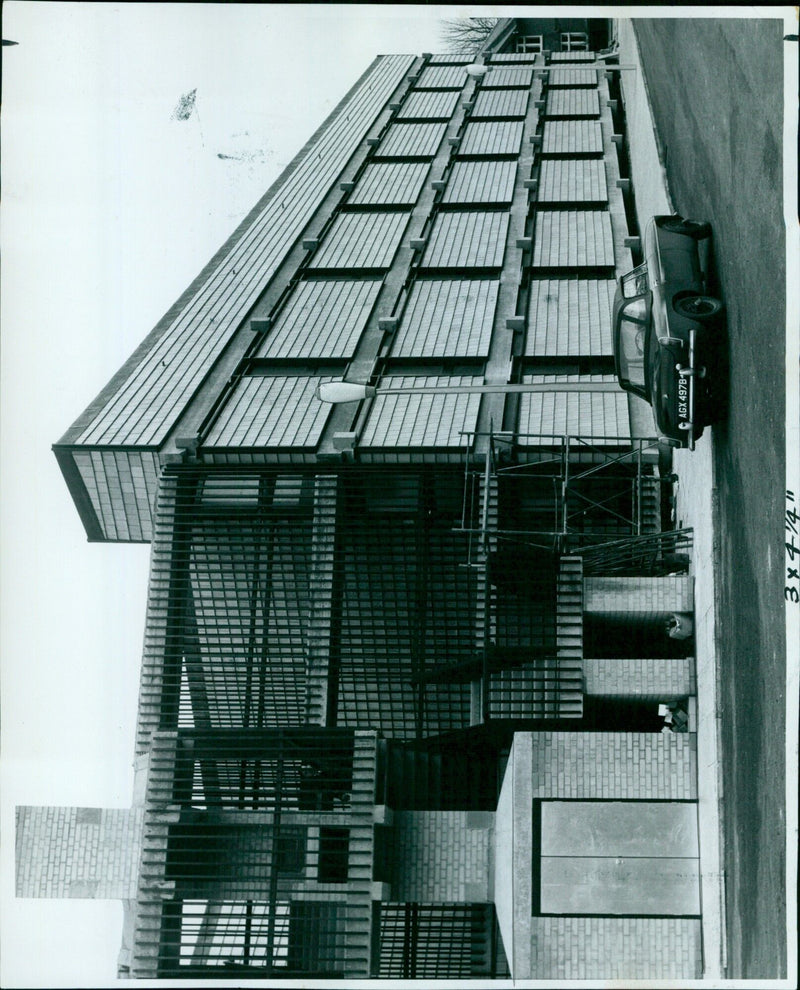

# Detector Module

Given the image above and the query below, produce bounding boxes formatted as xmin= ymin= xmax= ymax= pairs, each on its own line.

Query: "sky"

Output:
xmin=1 ymin=4 xmax=795 ymax=988
xmin=0 ymin=3 xmax=488 ymax=984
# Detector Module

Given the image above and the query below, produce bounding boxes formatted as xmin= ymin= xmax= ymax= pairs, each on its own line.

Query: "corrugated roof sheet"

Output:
xmin=309 ymin=212 xmax=409 ymax=270
xmin=426 ymin=54 xmax=473 ymax=65
xmin=73 ymin=449 xmax=160 ymax=542
xmin=549 ymin=51 xmax=597 ymax=63
xmin=541 ymin=120 xmax=604 ymax=156
xmin=483 ymin=66 xmax=535 ymax=88
xmin=489 ymin=52 xmax=539 ymax=63
xmin=255 ymin=279 xmax=382 ymax=359
xmin=421 ymin=211 xmax=510 ymax=269
xmin=547 ymin=67 xmax=599 ymax=88
xmin=525 ymin=278 xmax=615 ymax=356
xmin=415 ymin=65 xmax=467 ymax=89
xmin=537 ymin=159 xmax=607 ymax=204
xmin=517 ymin=374 xmax=629 ymax=444
xmin=73 ymin=54 xmax=415 ymax=449
xmin=397 ymin=90 xmax=461 ymax=120
xmin=470 ymin=88 xmax=529 ymax=119
xmin=360 ymin=375 xmax=482 ymax=447
xmin=374 ymin=122 xmax=448 ymax=158
xmin=348 ymin=162 xmax=430 ymax=206
xmin=532 ymin=211 xmax=615 ymax=269
xmin=442 ymin=159 xmax=517 ymax=205
xmin=204 ymin=375 xmax=331 ymax=448
xmin=545 ymin=88 xmax=600 ymax=118
xmin=392 ymin=279 xmax=499 ymax=358
xmin=458 ymin=120 xmax=524 ymax=156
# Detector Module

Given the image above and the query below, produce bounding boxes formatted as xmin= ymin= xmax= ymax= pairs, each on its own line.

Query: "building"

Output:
xmin=17 ymin=18 xmax=705 ymax=981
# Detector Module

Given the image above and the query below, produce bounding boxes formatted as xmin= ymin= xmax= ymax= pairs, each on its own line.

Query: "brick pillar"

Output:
xmin=530 ymin=917 xmax=702 ymax=980
xmin=529 ymin=731 xmax=696 ymax=800
xmin=15 ymin=806 xmax=144 ymax=899
xmin=390 ymin=810 xmax=494 ymax=902
xmin=584 ymin=657 xmax=696 ymax=701
xmin=583 ymin=576 xmax=693 ymax=622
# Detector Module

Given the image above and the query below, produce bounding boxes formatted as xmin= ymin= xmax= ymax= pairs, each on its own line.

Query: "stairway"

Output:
xmin=382 ymin=741 xmax=499 ymax=811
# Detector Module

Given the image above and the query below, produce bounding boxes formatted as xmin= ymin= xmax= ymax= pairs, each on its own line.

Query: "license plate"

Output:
xmin=677 ymin=374 xmax=689 ymax=420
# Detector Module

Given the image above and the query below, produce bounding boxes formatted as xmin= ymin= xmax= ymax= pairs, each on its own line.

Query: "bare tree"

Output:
xmin=439 ymin=17 xmax=498 ymax=55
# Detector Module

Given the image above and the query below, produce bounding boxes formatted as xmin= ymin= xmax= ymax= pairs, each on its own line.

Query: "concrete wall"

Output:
xmin=16 ymin=806 xmax=144 ymax=899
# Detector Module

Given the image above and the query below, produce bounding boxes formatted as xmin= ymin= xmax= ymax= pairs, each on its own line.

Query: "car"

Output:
xmin=611 ymin=215 xmax=725 ymax=450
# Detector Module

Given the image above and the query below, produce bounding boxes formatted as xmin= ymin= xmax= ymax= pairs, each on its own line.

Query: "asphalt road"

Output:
xmin=635 ymin=18 xmax=788 ymax=980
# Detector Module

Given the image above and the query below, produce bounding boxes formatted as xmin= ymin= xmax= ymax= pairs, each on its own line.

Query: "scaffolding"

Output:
xmin=459 ymin=430 xmax=692 ymax=573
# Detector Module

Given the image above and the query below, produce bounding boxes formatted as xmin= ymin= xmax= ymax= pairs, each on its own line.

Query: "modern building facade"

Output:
xmin=18 ymin=18 xmax=706 ymax=981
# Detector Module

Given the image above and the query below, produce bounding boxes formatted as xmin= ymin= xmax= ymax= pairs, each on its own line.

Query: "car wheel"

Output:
xmin=674 ymin=295 xmax=723 ymax=320
xmin=663 ymin=217 xmax=712 ymax=239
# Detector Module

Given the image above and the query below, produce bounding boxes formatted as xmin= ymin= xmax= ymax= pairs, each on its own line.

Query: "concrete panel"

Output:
xmin=541 ymin=801 xmax=699 ymax=858
xmin=541 ymin=855 xmax=701 ymax=915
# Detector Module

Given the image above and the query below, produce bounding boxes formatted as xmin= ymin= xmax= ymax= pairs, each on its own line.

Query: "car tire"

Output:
xmin=663 ymin=217 xmax=712 ymax=240
xmin=674 ymin=295 xmax=723 ymax=320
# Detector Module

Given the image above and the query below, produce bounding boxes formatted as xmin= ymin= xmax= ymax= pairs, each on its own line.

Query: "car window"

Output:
xmin=618 ymin=299 xmax=648 ymax=390
xmin=620 ymin=263 xmax=649 ymax=299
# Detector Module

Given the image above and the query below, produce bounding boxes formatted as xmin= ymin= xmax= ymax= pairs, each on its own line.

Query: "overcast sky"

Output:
xmin=1 ymin=4 xmax=795 ymax=988
xmin=0 ymin=4 xmax=482 ymax=984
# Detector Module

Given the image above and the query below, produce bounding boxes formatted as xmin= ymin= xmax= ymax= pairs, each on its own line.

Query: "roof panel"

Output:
xmin=348 ymin=162 xmax=430 ymax=205
xmin=392 ymin=279 xmax=499 ymax=358
xmin=525 ymin=278 xmax=615 ymax=356
xmin=470 ymin=88 xmax=529 ymax=119
xmin=489 ymin=52 xmax=540 ymax=63
xmin=532 ymin=211 xmax=615 ymax=269
xmin=541 ymin=119 xmax=604 ymax=156
xmin=204 ymin=376 xmax=331 ymax=448
xmin=309 ymin=212 xmax=409 ymax=270
xmin=397 ymin=90 xmax=461 ymax=120
xmin=426 ymin=54 xmax=473 ymax=66
xmin=255 ymin=279 xmax=382 ymax=359
xmin=549 ymin=51 xmax=597 ymax=63
xmin=442 ymin=160 xmax=517 ymax=205
xmin=517 ymin=374 xmax=629 ymax=445
xmin=421 ymin=211 xmax=510 ymax=269
xmin=458 ymin=120 xmax=524 ymax=156
xmin=547 ymin=67 xmax=599 ymax=88
xmin=72 ymin=54 xmax=415 ymax=449
xmin=483 ymin=66 xmax=535 ymax=88
xmin=415 ymin=65 xmax=467 ymax=89
xmin=360 ymin=375 xmax=483 ymax=448
xmin=537 ymin=159 xmax=608 ymax=204
xmin=545 ymin=88 xmax=601 ymax=118
xmin=374 ymin=122 xmax=448 ymax=159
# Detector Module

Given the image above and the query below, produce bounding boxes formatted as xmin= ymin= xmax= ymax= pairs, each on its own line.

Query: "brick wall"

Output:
xmin=530 ymin=732 xmax=696 ymax=800
xmin=584 ymin=575 xmax=693 ymax=620
xmin=530 ymin=917 xmax=702 ymax=980
xmin=390 ymin=811 xmax=493 ymax=902
xmin=584 ymin=657 xmax=695 ymax=700
xmin=16 ymin=806 xmax=144 ymax=899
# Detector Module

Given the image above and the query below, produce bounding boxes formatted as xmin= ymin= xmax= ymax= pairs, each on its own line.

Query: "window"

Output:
xmin=515 ymin=34 xmax=542 ymax=53
xmin=560 ymin=32 xmax=588 ymax=52
xmin=318 ymin=828 xmax=349 ymax=883
xmin=620 ymin=263 xmax=649 ymax=299
xmin=617 ymin=297 xmax=650 ymax=392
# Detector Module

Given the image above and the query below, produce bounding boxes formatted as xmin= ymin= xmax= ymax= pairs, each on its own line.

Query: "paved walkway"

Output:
xmin=616 ymin=20 xmax=726 ymax=982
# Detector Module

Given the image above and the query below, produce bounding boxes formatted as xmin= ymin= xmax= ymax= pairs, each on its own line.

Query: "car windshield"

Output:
xmin=617 ymin=297 xmax=648 ymax=390
xmin=620 ymin=263 xmax=649 ymax=299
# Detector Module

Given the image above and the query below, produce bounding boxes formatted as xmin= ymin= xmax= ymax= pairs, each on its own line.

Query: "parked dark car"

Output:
xmin=612 ymin=215 xmax=725 ymax=449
